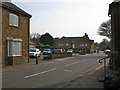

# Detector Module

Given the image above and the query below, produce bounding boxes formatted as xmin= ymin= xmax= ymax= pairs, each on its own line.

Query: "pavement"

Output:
xmin=2 ymin=53 xmax=105 ymax=88
xmin=63 ymin=66 xmax=104 ymax=88
xmin=2 ymin=56 xmax=75 ymax=72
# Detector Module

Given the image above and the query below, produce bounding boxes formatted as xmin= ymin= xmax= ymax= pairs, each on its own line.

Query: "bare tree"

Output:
xmin=98 ymin=19 xmax=111 ymax=39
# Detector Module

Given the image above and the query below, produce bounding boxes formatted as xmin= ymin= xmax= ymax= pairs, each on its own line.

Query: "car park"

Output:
xmin=29 ymin=48 xmax=41 ymax=57
xmin=43 ymin=49 xmax=52 ymax=55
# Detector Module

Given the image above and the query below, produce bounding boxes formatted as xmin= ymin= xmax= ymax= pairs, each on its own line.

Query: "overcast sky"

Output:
xmin=12 ymin=0 xmax=113 ymax=43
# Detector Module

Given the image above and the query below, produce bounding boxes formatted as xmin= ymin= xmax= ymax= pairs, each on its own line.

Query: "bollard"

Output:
xmin=36 ymin=55 xmax=38 ymax=64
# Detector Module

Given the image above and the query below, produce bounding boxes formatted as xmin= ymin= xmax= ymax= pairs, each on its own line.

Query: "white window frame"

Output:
xmin=72 ymin=44 xmax=75 ymax=48
xmin=9 ymin=13 xmax=19 ymax=27
xmin=7 ymin=38 xmax=22 ymax=57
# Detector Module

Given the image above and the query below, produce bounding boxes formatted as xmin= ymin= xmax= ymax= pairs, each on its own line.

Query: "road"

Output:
xmin=3 ymin=52 xmax=107 ymax=88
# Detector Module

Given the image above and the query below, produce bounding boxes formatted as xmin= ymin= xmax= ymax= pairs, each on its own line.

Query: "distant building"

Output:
xmin=1 ymin=2 xmax=32 ymax=65
xmin=56 ymin=33 xmax=94 ymax=53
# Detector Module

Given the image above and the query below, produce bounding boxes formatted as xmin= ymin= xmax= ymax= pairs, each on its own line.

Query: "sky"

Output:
xmin=12 ymin=0 xmax=113 ymax=43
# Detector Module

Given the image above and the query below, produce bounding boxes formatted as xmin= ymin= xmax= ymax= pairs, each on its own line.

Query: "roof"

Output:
xmin=66 ymin=37 xmax=83 ymax=44
xmin=60 ymin=33 xmax=94 ymax=44
xmin=0 ymin=2 xmax=32 ymax=18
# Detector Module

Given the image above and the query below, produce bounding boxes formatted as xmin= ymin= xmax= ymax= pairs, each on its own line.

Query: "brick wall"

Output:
xmin=56 ymin=36 xmax=94 ymax=52
xmin=56 ymin=37 xmax=72 ymax=49
xmin=2 ymin=8 xmax=30 ymax=65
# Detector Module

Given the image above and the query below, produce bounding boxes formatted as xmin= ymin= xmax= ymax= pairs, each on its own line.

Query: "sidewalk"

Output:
xmin=2 ymin=56 xmax=74 ymax=72
xmin=63 ymin=65 xmax=104 ymax=88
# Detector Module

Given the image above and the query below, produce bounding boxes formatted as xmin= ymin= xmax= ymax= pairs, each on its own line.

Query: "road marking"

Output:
xmin=24 ymin=68 xmax=56 ymax=79
xmin=65 ymin=62 xmax=78 ymax=67
xmin=64 ymin=70 xmax=72 ymax=72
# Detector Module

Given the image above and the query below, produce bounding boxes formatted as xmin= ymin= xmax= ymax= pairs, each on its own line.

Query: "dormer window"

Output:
xmin=9 ymin=13 xmax=19 ymax=27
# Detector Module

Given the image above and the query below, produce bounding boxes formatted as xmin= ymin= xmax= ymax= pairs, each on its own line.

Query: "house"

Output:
xmin=56 ymin=33 xmax=94 ymax=53
xmin=0 ymin=2 xmax=32 ymax=65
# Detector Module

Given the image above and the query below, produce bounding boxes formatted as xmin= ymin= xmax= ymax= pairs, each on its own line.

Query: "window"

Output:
xmin=72 ymin=44 xmax=75 ymax=48
xmin=85 ymin=44 xmax=88 ymax=47
xmin=80 ymin=44 xmax=84 ymax=47
xmin=66 ymin=43 xmax=69 ymax=46
xmin=7 ymin=38 xmax=22 ymax=56
xmin=58 ymin=43 xmax=63 ymax=46
xmin=9 ymin=13 xmax=19 ymax=27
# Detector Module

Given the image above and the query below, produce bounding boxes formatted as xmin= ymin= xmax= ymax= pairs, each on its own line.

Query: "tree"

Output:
xmin=94 ymin=42 xmax=99 ymax=50
xmin=30 ymin=32 xmax=41 ymax=44
xmin=98 ymin=19 xmax=111 ymax=39
xmin=98 ymin=39 xmax=111 ymax=50
xmin=40 ymin=33 xmax=54 ymax=46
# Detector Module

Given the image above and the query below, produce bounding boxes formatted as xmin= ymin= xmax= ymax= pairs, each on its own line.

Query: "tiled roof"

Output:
xmin=1 ymin=2 xmax=32 ymax=18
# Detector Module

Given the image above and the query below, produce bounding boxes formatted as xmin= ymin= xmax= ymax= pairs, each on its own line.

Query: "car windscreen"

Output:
xmin=56 ymin=49 xmax=61 ymax=51
xmin=30 ymin=49 xmax=36 ymax=52
xmin=68 ymin=49 xmax=72 ymax=51
xmin=44 ymin=49 xmax=50 ymax=51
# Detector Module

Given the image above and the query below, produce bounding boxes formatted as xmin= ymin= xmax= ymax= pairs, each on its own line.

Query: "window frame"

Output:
xmin=80 ymin=44 xmax=85 ymax=47
xmin=7 ymin=38 xmax=22 ymax=57
xmin=9 ymin=13 xmax=19 ymax=27
xmin=72 ymin=44 xmax=75 ymax=48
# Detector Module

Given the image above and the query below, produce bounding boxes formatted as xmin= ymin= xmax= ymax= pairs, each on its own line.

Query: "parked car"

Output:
xmin=43 ymin=49 xmax=52 ymax=55
xmin=29 ymin=48 xmax=41 ymax=57
xmin=67 ymin=49 xmax=73 ymax=53
xmin=54 ymin=49 xmax=65 ymax=54
xmin=104 ymin=49 xmax=111 ymax=54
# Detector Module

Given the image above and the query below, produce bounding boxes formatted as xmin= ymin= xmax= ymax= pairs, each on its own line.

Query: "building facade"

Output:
xmin=1 ymin=2 xmax=32 ymax=65
xmin=56 ymin=33 xmax=94 ymax=53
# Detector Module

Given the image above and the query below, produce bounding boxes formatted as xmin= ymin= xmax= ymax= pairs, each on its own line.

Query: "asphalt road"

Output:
xmin=2 ymin=52 xmax=107 ymax=88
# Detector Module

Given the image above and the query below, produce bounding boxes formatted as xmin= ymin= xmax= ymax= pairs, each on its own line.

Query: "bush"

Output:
xmin=44 ymin=54 xmax=52 ymax=60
